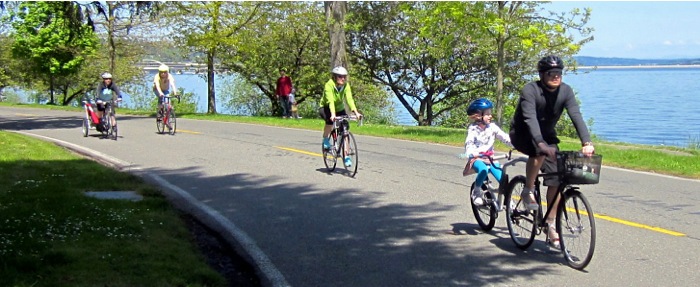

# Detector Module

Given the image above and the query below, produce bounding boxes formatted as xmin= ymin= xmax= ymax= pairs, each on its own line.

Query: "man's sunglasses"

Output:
xmin=546 ymin=70 xmax=562 ymax=77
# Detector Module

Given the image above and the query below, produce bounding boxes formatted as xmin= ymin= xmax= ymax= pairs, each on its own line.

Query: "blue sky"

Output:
xmin=547 ymin=1 xmax=700 ymax=59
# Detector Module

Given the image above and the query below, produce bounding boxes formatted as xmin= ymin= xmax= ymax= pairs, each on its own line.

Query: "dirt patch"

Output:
xmin=182 ymin=214 xmax=262 ymax=287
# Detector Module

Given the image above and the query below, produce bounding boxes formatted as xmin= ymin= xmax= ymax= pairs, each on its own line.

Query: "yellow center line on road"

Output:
xmin=275 ymin=146 xmax=323 ymax=157
xmin=15 ymin=113 xmax=38 ymax=117
xmin=531 ymin=200 xmax=686 ymax=237
xmin=278 ymin=146 xmax=687 ymax=237
xmin=593 ymin=213 xmax=686 ymax=236
xmin=176 ymin=129 xmax=201 ymax=134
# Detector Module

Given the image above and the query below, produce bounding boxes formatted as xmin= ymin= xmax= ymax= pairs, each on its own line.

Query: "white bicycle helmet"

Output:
xmin=158 ymin=64 xmax=169 ymax=72
xmin=331 ymin=66 xmax=348 ymax=76
xmin=101 ymin=72 xmax=112 ymax=79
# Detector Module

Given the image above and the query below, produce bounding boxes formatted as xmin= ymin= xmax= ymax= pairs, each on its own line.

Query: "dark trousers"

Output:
xmin=279 ymin=96 xmax=291 ymax=117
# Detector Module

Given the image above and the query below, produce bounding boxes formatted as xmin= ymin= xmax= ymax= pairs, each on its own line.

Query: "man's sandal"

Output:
xmin=546 ymin=223 xmax=561 ymax=249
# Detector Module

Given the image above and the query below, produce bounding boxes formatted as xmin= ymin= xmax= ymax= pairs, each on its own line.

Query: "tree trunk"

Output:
xmin=49 ymin=75 xmax=55 ymax=105
xmin=325 ymin=1 xmax=347 ymax=69
xmin=107 ymin=2 xmax=116 ymax=74
xmin=207 ymin=49 xmax=217 ymax=114
xmin=495 ymin=2 xmax=506 ymax=125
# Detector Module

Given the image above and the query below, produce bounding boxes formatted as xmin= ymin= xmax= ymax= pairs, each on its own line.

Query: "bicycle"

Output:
xmin=461 ymin=150 xmax=528 ymax=231
xmin=82 ymin=98 xmax=119 ymax=140
xmin=157 ymin=95 xmax=180 ymax=135
xmin=322 ymin=115 xmax=362 ymax=177
xmin=505 ymin=151 xmax=602 ymax=270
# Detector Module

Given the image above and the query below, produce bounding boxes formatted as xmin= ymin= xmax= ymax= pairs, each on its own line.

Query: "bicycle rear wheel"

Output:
xmin=342 ymin=132 xmax=359 ymax=177
xmin=323 ymin=130 xmax=338 ymax=171
xmin=558 ymin=189 xmax=596 ymax=270
xmin=168 ymin=109 xmax=177 ymax=135
xmin=505 ymin=175 xmax=538 ymax=249
xmin=470 ymin=182 xmax=496 ymax=231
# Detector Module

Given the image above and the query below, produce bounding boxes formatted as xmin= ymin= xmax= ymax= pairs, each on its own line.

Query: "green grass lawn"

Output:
xmin=0 ymin=131 xmax=229 ymax=286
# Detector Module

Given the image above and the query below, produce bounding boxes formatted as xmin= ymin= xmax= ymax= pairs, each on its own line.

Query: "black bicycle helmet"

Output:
xmin=537 ymin=55 xmax=565 ymax=72
xmin=467 ymin=98 xmax=493 ymax=116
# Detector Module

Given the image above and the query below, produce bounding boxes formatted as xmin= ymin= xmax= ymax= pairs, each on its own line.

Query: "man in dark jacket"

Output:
xmin=510 ymin=55 xmax=595 ymax=248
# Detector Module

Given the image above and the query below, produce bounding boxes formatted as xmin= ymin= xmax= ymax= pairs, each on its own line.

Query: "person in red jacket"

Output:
xmin=276 ymin=68 xmax=294 ymax=118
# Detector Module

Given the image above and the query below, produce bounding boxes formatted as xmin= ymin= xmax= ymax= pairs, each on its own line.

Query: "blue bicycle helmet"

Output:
xmin=467 ymin=98 xmax=493 ymax=116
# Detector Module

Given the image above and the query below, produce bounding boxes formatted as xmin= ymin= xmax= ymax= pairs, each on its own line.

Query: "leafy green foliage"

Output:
xmin=347 ymin=2 xmax=492 ymax=126
xmin=8 ymin=2 xmax=99 ymax=104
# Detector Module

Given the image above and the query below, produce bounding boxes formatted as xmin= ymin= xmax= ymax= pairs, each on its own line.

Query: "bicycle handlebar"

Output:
xmin=458 ymin=149 xmax=512 ymax=162
xmin=333 ymin=115 xmax=363 ymax=127
xmin=162 ymin=95 xmax=181 ymax=103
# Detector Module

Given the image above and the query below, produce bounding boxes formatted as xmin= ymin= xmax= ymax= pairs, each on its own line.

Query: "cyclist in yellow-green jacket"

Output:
xmin=319 ymin=66 xmax=362 ymax=166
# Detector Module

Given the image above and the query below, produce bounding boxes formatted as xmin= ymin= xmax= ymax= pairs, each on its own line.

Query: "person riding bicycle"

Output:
xmin=319 ymin=66 xmax=362 ymax=167
xmin=509 ymin=55 xmax=595 ymax=248
xmin=94 ymin=72 xmax=123 ymax=129
xmin=153 ymin=64 xmax=178 ymax=120
xmin=463 ymin=98 xmax=514 ymax=206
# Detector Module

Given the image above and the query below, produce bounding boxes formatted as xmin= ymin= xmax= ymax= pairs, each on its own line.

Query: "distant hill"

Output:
xmin=575 ymin=56 xmax=700 ymax=66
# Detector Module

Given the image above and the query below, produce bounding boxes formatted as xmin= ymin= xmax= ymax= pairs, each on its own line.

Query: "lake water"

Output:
xmin=564 ymin=67 xmax=700 ymax=147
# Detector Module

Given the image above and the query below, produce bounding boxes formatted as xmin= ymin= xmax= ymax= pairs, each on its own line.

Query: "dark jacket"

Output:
xmin=511 ymin=81 xmax=591 ymax=145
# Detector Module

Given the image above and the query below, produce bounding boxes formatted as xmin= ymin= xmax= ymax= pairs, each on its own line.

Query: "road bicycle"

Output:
xmin=322 ymin=115 xmax=362 ymax=177
xmin=82 ymin=98 xmax=119 ymax=140
xmin=505 ymin=151 xmax=602 ymax=270
xmin=462 ymin=150 xmax=528 ymax=231
xmin=157 ymin=95 xmax=180 ymax=135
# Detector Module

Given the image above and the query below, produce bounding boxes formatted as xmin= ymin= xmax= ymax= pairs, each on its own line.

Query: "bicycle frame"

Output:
xmin=331 ymin=117 xmax=351 ymax=155
xmin=162 ymin=97 xmax=173 ymax=123
xmin=485 ymin=153 xmax=528 ymax=212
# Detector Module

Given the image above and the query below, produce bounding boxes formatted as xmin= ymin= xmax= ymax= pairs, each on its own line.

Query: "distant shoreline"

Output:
xmin=578 ymin=64 xmax=700 ymax=69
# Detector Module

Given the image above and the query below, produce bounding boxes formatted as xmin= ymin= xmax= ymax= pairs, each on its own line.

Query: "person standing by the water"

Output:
xmin=276 ymin=68 xmax=294 ymax=118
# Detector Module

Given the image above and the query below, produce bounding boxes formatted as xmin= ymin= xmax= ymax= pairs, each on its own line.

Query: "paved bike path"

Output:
xmin=2 ymin=106 xmax=699 ymax=287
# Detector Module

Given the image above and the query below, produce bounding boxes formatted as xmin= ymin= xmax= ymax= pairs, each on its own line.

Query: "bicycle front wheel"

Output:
xmin=112 ymin=119 xmax=118 ymax=141
xmin=505 ymin=175 xmax=538 ymax=249
xmin=470 ymin=182 xmax=496 ymax=231
xmin=156 ymin=111 xmax=165 ymax=134
xmin=168 ymin=109 xmax=177 ymax=135
xmin=82 ymin=116 xmax=89 ymax=137
xmin=102 ymin=114 xmax=112 ymax=138
xmin=323 ymin=130 xmax=338 ymax=171
xmin=342 ymin=132 xmax=359 ymax=177
xmin=558 ymin=189 xmax=596 ymax=270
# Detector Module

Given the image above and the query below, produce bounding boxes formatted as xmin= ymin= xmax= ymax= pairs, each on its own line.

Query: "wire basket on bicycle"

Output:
xmin=556 ymin=151 xmax=602 ymax=184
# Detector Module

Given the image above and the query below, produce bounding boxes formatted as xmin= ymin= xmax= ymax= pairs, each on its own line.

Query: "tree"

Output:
xmin=9 ymin=2 xmax=98 ymax=104
xmin=220 ymin=2 xmax=329 ymax=116
xmin=347 ymin=2 xmax=491 ymax=126
xmin=325 ymin=1 xmax=347 ymax=69
xmin=169 ymin=1 xmax=264 ymax=114
xmin=423 ymin=1 xmax=593 ymax=124
xmin=83 ymin=1 xmax=162 ymax=74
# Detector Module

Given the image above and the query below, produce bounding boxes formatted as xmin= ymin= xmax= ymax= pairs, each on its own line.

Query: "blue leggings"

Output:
xmin=472 ymin=160 xmax=502 ymax=189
